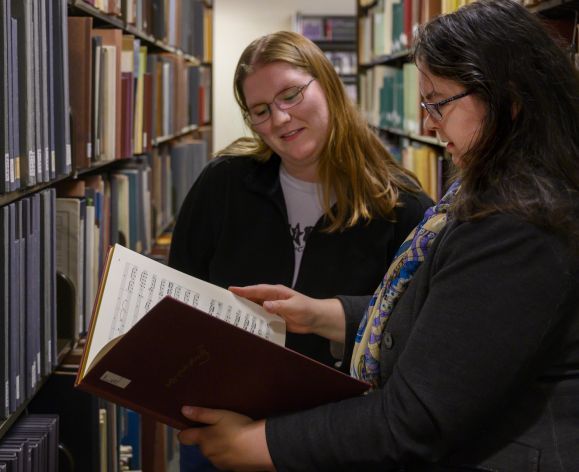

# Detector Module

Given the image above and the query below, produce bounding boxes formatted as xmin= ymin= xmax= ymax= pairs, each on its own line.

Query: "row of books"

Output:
xmin=0 ymin=0 xmax=72 ymax=192
xmin=294 ymin=15 xmax=358 ymax=103
xmin=0 ymin=0 xmax=212 ymax=467
xmin=358 ymin=0 xmax=476 ymax=63
xmin=77 ymin=0 xmax=213 ymax=62
xmin=386 ymin=140 xmax=445 ymax=201
xmin=0 ymin=414 xmax=59 ymax=471
xmin=324 ymin=51 xmax=357 ymax=76
xmin=0 ymin=190 xmax=57 ymax=418
xmin=0 ymin=0 xmax=212 ymax=197
xmin=360 ymin=63 xmax=422 ymax=135
xmin=54 ymin=140 xmax=208 ymax=343
xmin=295 ymin=15 xmax=356 ymax=42
xmin=0 ymin=136 xmax=208 ymax=421
xmin=26 ymin=350 xmax=145 ymax=471
xmin=360 ymin=4 xmax=578 ymax=137
xmin=401 ymin=143 xmax=444 ymax=201
xmin=67 ymin=17 xmax=212 ymax=172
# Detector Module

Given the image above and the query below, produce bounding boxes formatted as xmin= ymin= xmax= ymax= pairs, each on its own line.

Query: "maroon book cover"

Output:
xmin=67 ymin=17 xmax=93 ymax=171
xmin=75 ymin=296 xmax=370 ymax=430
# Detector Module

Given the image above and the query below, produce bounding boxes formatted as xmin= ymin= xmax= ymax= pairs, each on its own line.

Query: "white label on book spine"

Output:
xmin=87 ymin=142 xmax=92 ymax=160
xmin=15 ymin=375 xmax=20 ymax=400
xmin=51 ymin=150 xmax=56 ymax=171
xmin=101 ymin=371 xmax=132 ymax=389
xmin=66 ymin=144 xmax=72 ymax=166
xmin=29 ymin=151 xmax=36 ymax=177
xmin=37 ymin=352 xmax=41 ymax=375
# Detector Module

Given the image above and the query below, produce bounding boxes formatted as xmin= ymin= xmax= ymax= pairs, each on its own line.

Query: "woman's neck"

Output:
xmin=280 ymin=161 xmax=319 ymax=183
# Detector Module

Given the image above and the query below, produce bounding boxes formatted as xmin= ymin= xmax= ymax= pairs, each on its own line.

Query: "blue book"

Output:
xmin=121 ymin=410 xmax=141 ymax=470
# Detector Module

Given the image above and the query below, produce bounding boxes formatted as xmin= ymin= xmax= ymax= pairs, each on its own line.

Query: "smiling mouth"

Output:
xmin=281 ymin=128 xmax=303 ymax=139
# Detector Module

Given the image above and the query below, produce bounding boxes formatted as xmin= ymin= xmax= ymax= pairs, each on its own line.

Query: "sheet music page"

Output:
xmin=86 ymin=244 xmax=286 ymax=372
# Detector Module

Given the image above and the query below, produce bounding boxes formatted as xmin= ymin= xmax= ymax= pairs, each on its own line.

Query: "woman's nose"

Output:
xmin=270 ymin=106 xmax=291 ymax=126
xmin=423 ymin=112 xmax=438 ymax=132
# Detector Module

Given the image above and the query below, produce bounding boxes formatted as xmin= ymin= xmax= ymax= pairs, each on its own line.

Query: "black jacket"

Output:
xmin=169 ymin=154 xmax=433 ymax=365
xmin=266 ymin=214 xmax=579 ymax=471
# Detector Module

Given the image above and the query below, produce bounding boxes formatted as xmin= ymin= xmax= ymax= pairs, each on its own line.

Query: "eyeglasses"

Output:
xmin=420 ymin=90 xmax=471 ymax=122
xmin=245 ymin=78 xmax=316 ymax=126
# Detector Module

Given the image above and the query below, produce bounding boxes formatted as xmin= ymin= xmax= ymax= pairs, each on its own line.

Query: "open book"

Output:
xmin=76 ymin=244 xmax=370 ymax=430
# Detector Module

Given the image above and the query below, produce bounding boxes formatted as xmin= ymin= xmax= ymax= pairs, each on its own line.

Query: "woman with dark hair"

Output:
xmin=177 ymin=1 xmax=579 ymax=470
xmin=170 ymin=30 xmax=432 ymax=470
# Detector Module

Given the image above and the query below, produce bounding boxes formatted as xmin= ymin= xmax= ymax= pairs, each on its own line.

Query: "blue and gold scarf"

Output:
xmin=350 ymin=181 xmax=461 ymax=388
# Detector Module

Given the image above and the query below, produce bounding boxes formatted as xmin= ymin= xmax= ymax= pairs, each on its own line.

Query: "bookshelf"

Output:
xmin=294 ymin=13 xmax=358 ymax=101
xmin=526 ymin=0 xmax=579 ymax=14
xmin=0 ymin=0 xmax=213 ymax=470
xmin=356 ymin=0 xmax=579 ymax=201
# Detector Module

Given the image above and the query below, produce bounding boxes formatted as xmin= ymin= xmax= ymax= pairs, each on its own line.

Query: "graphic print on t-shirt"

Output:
xmin=289 ymin=223 xmax=315 ymax=253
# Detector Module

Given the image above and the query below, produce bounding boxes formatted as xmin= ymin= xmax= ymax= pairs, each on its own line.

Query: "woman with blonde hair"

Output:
xmin=170 ymin=30 xmax=430 ymax=365
xmin=170 ymin=29 xmax=431 ymax=471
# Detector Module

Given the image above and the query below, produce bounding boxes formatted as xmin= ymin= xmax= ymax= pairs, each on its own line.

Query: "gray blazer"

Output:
xmin=266 ymin=214 xmax=579 ymax=471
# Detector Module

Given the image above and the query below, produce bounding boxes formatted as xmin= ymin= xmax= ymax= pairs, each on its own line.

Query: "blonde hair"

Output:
xmin=219 ymin=31 xmax=421 ymax=232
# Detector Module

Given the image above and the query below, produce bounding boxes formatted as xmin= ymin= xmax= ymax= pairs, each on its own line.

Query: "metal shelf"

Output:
xmin=379 ymin=127 xmax=445 ymax=148
xmin=360 ymin=49 xmax=411 ymax=68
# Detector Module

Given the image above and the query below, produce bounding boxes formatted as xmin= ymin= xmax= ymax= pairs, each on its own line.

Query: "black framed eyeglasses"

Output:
xmin=420 ymin=90 xmax=471 ymax=122
xmin=245 ymin=78 xmax=316 ymax=126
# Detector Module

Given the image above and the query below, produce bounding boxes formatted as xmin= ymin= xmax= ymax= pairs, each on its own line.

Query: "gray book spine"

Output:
xmin=0 ymin=205 xmax=10 ymax=418
xmin=9 ymin=17 xmax=20 ymax=190
xmin=53 ymin=0 xmax=71 ymax=176
xmin=0 ymin=0 xmax=9 ymax=193
xmin=12 ymin=0 xmax=36 ymax=187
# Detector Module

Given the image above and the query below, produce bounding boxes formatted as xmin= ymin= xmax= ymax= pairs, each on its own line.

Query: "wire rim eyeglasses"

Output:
xmin=420 ymin=90 xmax=471 ymax=122
xmin=244 ymin=78 xmax=316 ymax=126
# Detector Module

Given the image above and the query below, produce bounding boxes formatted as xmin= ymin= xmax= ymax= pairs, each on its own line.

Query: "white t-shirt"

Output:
xmin=279 ymin=166 xmax=325 ymax=287
xmin=280 ymin=166 xmax=343 ymax=361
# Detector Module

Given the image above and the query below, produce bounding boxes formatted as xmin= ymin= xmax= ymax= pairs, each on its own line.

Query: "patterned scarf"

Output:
xmin=350 ymin=180 xmax=461 ymax=388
